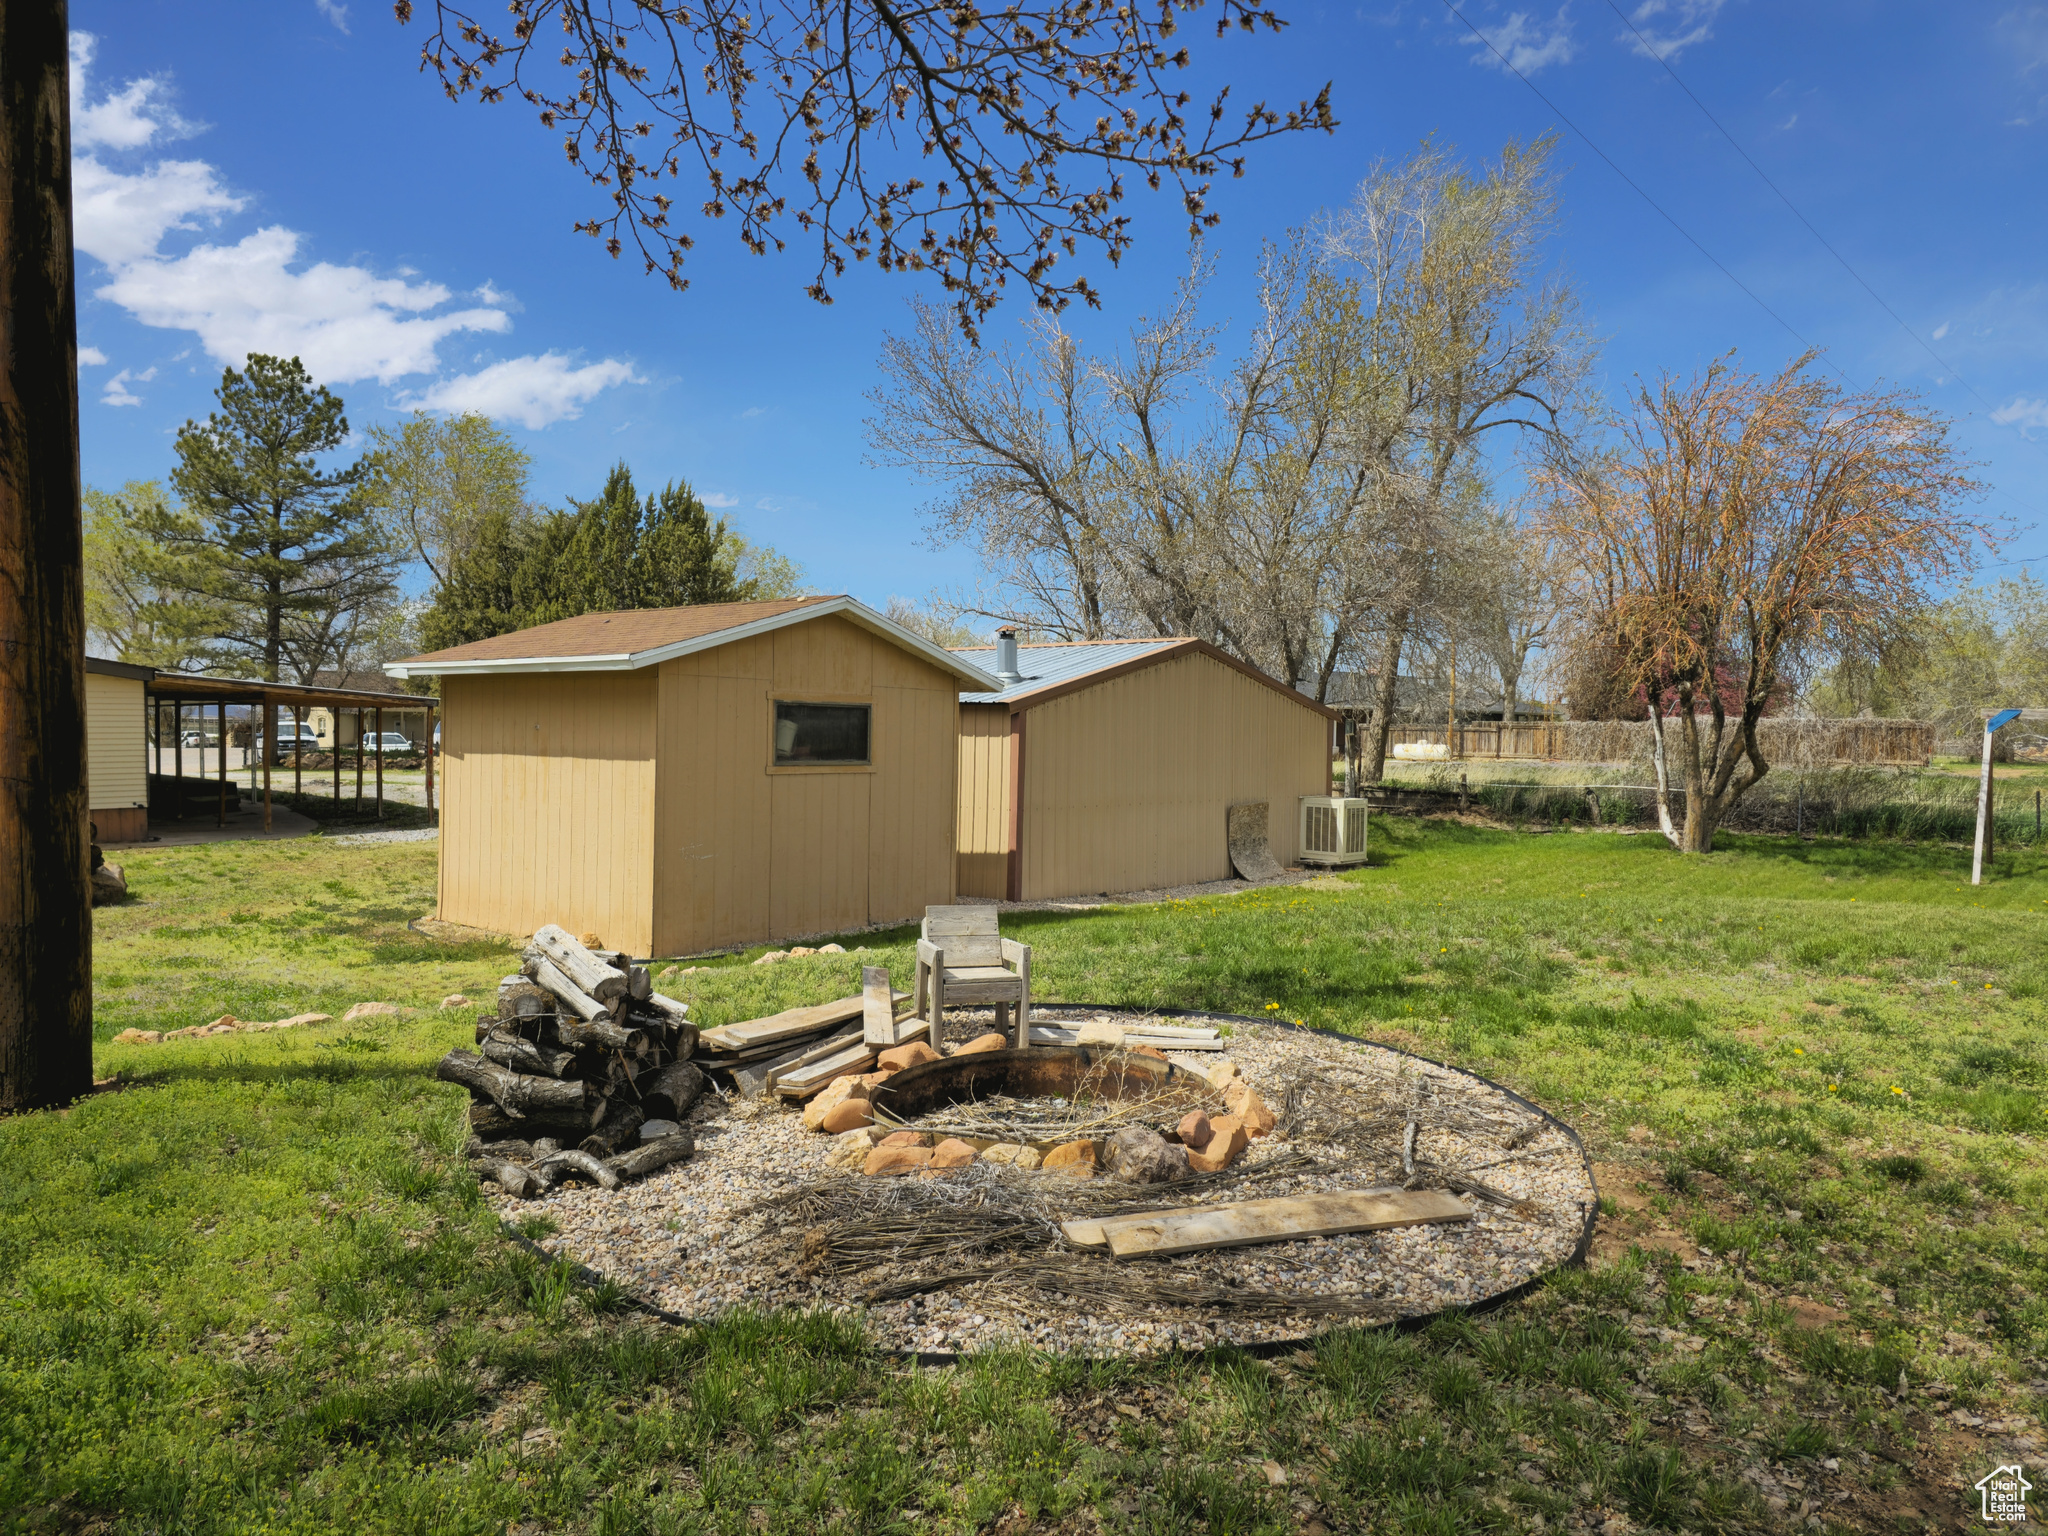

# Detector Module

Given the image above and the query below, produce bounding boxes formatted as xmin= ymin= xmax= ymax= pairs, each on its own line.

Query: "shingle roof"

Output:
xmin=386 ymin=596 xmax=1002 ymax=690
xmin=951 ymin=637 xmax=1336 ymax=718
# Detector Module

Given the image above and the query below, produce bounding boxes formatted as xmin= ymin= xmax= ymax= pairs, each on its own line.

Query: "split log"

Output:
xmin=436 ymin=1048 xmax=600 ymax=1117
xmin=475 ymin=1156 xmax=542 ymax=1199
xmin=578 ymin=1099 xmax=646 ymax=1158
xmin=550 ymin=1016 xmax=640 ymax=1052
xmin=480 ymin=1028 xmax=578 ymax=1079
xmin=523 ymin=954 xmax=608 ymax=1021
xmin=606 ymin=1131 xmax=695 ymax=1180
xmin=628 ymin=964 xmax=651 ymax=1001
xmin=534 ymin=1148 xmax=621 ymax=1190
xmin=641 ymin=991 xmax=690 ymax=1022
xmin=531 ymin=924 xmax=628 ymax=1001
xmin=638 ymin=1060 xmax=705 ymax=1122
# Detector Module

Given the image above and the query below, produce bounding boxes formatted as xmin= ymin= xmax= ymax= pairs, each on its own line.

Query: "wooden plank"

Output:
xmin=1027 ymin=1026 xmax=1226 ymax=1051
xmin=862 ymin=965 xmax=898 ymax=1048
xmin=765 ymin=1026 xmax=865 ymax=1091
xmin=699 ymin=991 xmax=906 ymax=1053
xmin=776 ymin=1017 xmax=929 ymax=1097
xmin=1063 ymin=1185 xmax=1408 ymax=1249
xmin=1103 ymin=1189 xmax=1471 ymax=1260
xmin=731 ymin=1031 xmax=861 ymax=1099
xmin=924 ymin=906 xmax=1000 ymax=937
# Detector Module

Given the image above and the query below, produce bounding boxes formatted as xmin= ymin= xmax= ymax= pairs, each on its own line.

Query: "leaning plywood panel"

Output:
xmin=438 ymin=672 xmax=658 ymax=952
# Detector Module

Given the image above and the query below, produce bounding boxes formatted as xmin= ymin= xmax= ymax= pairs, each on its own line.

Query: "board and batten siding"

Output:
xmin=1016 ymin=650 xmax=1327 ymax=899
xmin=955 ymin=704 xmax=1012 ymax=897
xmin=438 ymin=672 xmax=659 ymax=954
xmin=85 ymin=671 xmax=146 ymax=810
xmin=650 ymin=613 xmax=959 ymax=956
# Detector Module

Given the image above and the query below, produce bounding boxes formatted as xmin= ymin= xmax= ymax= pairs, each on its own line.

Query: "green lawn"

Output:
xmin=4 ymin=820 xmax=2044 ymax=1533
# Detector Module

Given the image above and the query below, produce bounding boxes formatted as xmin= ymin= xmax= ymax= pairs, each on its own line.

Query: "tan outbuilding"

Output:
xmin=386 ymin=598 xmax=1001 ymax=957
xmin=86 ymin=656 xmax=153 ymax=844
xmin=951 ymin=634 xmax=1338 ymax=900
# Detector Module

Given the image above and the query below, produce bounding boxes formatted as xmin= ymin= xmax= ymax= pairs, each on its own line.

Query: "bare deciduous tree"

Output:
xmin=401 ymin=0 xmax=1335 ymax=334
xmin=1319 ymin=136 xmax=1592 ymax=782
xmin=1544 ymin=353 xmax=1990 ymax=853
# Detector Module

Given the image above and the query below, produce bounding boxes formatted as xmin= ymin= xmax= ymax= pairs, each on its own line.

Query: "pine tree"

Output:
xmin=139 ymin=355 xmax=396 ymax=680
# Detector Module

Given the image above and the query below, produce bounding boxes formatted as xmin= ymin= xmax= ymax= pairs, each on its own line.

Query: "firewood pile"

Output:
xmin=437 ymin=924 xmax=704 ymax=1199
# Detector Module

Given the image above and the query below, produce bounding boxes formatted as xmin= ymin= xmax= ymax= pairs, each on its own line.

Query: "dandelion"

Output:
xmin=1827 ymin=1083 xmax=1838 ymax=1092
xmin=1890 ymin=1085 xmax=1904 ymax=1095
xmin=1265 ymin=1002 xmax=1279 ymax=1012
xmin=1793 ymin=1047 xmax=1805 ymax=1055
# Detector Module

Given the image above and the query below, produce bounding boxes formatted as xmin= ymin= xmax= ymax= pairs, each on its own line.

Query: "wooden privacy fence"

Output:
xmin=1378 ymin=718 xmax=1932 ymax=766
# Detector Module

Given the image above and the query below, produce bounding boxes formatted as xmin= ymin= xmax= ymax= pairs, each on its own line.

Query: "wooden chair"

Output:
xmin=914 ymin=906 xmax=1031 ymax=1047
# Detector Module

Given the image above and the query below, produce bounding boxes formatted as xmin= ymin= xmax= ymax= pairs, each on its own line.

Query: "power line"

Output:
xmin=1437 ymin=0 xmax=1849 ymax=382
xmin=1601 ymin=0 xmax=2007 ymax=422
xmin=1440 ymin=0 xmax=2042 ymax=555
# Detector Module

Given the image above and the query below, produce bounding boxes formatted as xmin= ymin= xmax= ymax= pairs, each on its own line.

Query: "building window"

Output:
xmin=774 ymin=701 xmax=870 ymax=765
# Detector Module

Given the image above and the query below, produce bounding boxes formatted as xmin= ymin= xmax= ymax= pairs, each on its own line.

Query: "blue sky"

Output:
xmin=72 ymin=2 xmax=2048 ymax=608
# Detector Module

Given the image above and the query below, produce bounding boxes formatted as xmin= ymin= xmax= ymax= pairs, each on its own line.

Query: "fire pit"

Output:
xmin=504 ymin=1009 xmax=1599 ymax=1358
xmin=869 ymin=1045 xmax=1213 ymax=1149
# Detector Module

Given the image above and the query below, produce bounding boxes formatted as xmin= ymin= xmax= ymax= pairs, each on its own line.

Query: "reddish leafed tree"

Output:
xmin=1544 ymin=353 xmax=1990 ymax=852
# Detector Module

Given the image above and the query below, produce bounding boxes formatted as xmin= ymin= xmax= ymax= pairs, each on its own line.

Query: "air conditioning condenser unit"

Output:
xmin=1299 ymin=795 xmax=1369 ymax=867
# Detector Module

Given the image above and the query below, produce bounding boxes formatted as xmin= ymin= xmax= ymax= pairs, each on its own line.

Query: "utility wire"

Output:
xmin=1437 ymin=0 xmax=1848 ymax=382
xmin=1601 ymin=0 xmax=2005 ymax=421
xmin=1441 ymin=0 xmax=2042 ymax=556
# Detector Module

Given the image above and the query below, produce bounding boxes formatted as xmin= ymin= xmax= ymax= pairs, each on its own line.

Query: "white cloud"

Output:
xmin=1992 ymin=397 xmax=2048 ymax=432
xmin=1619 ymin=0 xmax=1724 ymax=60
xmin=404 ymin=354 xmax=643 ymax=429
xmin=1464 ymin=9 xmax=1576 ymax=74
xmin=314 ymin=0 xmax=351 ymax=33
xmin=99 ymin=225 xmax=511 ymax=384
xmin=737 ymin=406 xmax=766 ymax=419
xmin=72 ymin=154 xmax=243 ymax=268
xmin=102 ymin=366 xmax=155 ymax=407
xmin=702 ymin=491 xmax=739 ymax=508
xmin=1933 ymin=321 xmax=1951 ymax=340
xmin=77 ymin=346 xmax=108 ymax=366
xmin=68 ymin=32 xmax=637 ymax=424
xmin=1776 ymin=113 xmax=1797 ymax=130
xmin=68 ymin=33 xmax=195 ymax=150
xmin=2000 ymin=8 xmax=2048 ymax=74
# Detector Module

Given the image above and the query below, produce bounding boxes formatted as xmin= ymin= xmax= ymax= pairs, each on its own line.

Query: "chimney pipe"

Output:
xmin=995 ymin=628 xmax=1021 ymax=684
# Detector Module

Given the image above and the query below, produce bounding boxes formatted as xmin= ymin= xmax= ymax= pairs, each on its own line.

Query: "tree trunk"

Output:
xmin=0 ymin=0 xmax=93 ymax=1112
xmin=1361 ymin=611 xmax=1409 ymax=785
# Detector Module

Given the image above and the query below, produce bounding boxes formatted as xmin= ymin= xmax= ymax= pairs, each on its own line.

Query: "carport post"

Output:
xmin=424 ymin=703 xmax=435 ymax=811
xmin=260 ymin=701 xmax=273 ymax=831
xmin=173 ymin=698 xmax=184 ymax=818
xmin=332 ymin=705 xmax=341 ymax=805
xmin=292 ymin=702 xmax=303 ymax=801
xmin=216 ymin=701 xmax=227 ymax=826
xmin=374 ymin=706 xmax=384 ymax=819
xmin=354 ymin=708 xmax=364 ymax=812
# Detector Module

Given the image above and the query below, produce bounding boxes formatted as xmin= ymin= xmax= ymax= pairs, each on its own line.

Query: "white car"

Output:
xmin=363 ymin=732 xmax=414 ymax=755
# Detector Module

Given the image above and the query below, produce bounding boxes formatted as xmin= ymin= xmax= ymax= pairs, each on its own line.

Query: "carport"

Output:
xmin=143 ymin=675 xmax=441 ymax=830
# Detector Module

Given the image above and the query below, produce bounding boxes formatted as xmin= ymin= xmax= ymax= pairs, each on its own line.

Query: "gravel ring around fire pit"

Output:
xmin=502 ymin=1010 xmax=1597 ymax=1361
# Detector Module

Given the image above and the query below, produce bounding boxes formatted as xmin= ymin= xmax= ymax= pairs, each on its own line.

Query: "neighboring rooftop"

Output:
xmin=951 ymin=637 xmax=1336 ymax=717
xmin=387 ymin=596 xmax=1002 ymax=689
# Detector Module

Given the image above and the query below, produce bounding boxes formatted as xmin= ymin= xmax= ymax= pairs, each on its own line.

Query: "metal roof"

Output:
xmin=951 ymin=640 xmax=1185 ymax=705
